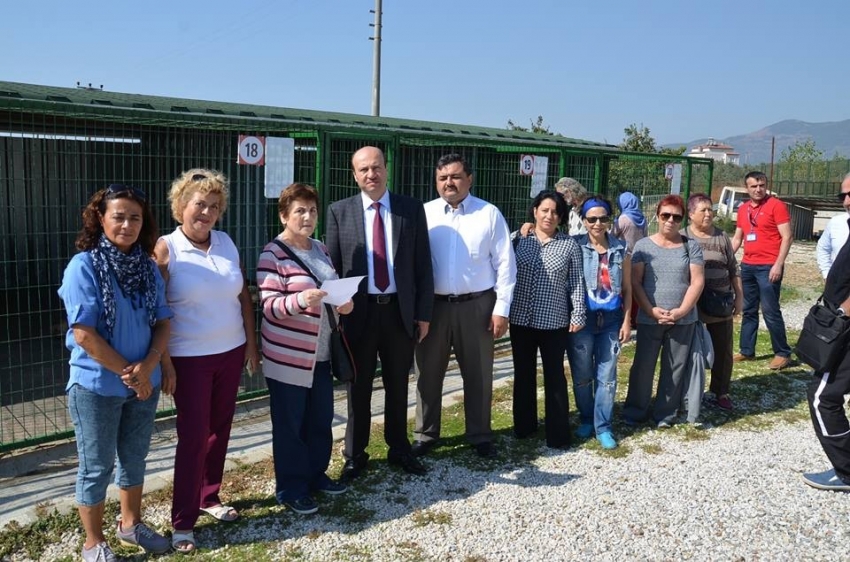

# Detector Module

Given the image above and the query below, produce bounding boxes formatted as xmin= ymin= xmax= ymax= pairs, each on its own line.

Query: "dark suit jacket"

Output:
xmin=326 ymin=192 xmax=434 ymax=339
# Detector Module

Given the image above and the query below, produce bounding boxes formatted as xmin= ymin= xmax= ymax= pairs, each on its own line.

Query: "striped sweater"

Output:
xmin=256 ymin=237 xmax=330 ymax=387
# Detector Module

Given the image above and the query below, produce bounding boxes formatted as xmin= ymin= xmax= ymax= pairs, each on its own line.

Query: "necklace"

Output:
xmin=181 ymin=227 xmax=211 ymax=247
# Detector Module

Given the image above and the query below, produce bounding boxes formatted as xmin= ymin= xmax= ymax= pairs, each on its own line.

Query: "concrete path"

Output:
xmin=0 ymin=354 xmax=515 ymax=529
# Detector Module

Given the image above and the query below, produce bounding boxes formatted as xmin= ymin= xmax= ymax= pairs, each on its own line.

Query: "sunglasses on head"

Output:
xmin=659 ymin=212 xmax=683 ymax=223
xmin=191 ymin=173 xmax=208 ymax=182
xmin=837 ymin=192 xmax=850 ymax=201
xmin=584 ymin=216 xmax=611 ymax=224
xmin=106 ymin=184 xmax=147 ymax=202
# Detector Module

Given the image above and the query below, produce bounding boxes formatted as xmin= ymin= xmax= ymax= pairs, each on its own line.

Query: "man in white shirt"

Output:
xmin=412 ymin=154 xmax=517 ymax=458
xmin=816 ymin=173 xmax=850 ymax=279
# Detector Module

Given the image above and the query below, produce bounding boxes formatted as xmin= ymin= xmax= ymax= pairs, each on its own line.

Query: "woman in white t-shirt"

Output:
xmin=153 ymin=169 xmax=260 ymax=553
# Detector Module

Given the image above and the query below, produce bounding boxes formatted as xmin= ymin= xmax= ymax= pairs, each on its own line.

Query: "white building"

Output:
xmin=689 ymin=138 xmax=740 ymax=165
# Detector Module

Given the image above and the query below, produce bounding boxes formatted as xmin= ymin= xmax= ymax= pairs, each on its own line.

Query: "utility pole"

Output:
xmin=369 ymin=0 xmax=382 ymax=116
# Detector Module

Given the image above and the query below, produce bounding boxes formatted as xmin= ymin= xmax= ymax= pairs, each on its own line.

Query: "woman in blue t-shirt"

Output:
xmin=567 ymin=196 xmax=632 ymax=449
xmin=58 ymin=185 xmax=172 ymax=562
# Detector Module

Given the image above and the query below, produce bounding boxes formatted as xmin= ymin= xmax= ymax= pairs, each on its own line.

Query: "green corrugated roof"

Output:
xmin=0 ymin=80 xmax=616 ymax=151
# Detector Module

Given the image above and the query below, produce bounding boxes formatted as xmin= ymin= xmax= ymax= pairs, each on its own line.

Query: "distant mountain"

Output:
xmin=666 ymin=119 xmax=850 ymax=165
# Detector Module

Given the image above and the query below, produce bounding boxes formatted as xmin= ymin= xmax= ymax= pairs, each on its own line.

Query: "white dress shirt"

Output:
xmin=361 ymin=190 xmax=397 ymax=294
xmin=424 ymin=194 xmax=517 ymax=317
xmin=817 ymin=213 xmax=850 ymax=279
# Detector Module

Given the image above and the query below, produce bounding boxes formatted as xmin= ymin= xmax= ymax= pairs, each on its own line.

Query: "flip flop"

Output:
xmin=200 ymin=505 xmax=239 ymax=522
xmin=172 ymin=530 xmax=195 ymax=554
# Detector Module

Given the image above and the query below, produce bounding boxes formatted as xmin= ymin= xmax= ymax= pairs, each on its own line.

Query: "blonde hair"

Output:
xmin=168 ymin=168 xmax=229 ymax=222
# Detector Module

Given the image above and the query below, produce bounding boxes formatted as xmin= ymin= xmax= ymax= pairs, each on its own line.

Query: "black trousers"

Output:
xmin=706 ymin=318 xmax=734 ymax=397
xmin=344 ymin=300 xmax=415 ymax=461
xmin=807 ymin=351 xmax=850 ymax=481
xmin=510 ymin=324 xmax=571 ymax=448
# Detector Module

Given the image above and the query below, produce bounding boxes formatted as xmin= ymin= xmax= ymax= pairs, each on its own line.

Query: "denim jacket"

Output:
xmin=573 ymin=233 xmax=628 ymax=297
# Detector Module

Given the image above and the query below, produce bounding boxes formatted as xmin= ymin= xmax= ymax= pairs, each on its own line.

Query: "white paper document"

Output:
xmin=321 ymin=276 xmax=366 ymax=306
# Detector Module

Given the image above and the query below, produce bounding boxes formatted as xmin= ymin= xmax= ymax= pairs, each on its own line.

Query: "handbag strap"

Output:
xmin=272 ymin=239 xmax=340 ymax=331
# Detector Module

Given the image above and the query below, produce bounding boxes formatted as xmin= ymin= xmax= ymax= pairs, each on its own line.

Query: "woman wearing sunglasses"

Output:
xmin=566 ymin=196 xmax=632 ymax=449
xmin=153 ymin=169 xmax=261 ymax=553
xmin=509 ymin=190 xmax=586 ymax=449
xmin=58 ymin=185 xmax=172 ymax=561
xmin=623 ymin=195 xmax=705 ymax=428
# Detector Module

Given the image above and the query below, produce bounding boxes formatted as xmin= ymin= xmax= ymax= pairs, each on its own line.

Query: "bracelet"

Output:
xmin=149 ymin=347 xmax=162 ymax=359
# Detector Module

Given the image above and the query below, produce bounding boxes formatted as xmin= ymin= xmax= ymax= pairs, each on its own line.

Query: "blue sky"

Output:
xmin=2 ymin=0 xmax=847 ymax=145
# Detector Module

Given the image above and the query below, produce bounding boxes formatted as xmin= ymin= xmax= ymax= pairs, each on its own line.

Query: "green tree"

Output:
xmin=777 ymin=138 xmax=825 ymax=182
xmin=608 ymin=123 xmax=687 ymax=197
xmin=620 ymin=123 xmax=657 ymax=152
xmin=506 ymin=115 xmax=555 ymax=136
xmin=779 ymin=138 xmax=823 ymax=163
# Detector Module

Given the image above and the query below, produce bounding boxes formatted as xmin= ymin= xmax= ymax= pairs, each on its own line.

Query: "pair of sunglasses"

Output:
xmin=106 ymin=183 xmax=147 ymax=202
xmin=584 ymin=216 xmax=611 ymax=224
xmin=837 ymin=192 xmax=850 ymax=201
xmin=659 ymin=212 xmax=683 ymax=223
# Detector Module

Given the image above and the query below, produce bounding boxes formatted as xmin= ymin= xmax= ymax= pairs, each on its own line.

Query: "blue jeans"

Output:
xmin=68 ymin=384 xmax=160 ymax=506
xmin=266 ymin=361 xmax=335 ymax=503
xmin=739 ymin=263 xmax=791 ymax=358
xmin=566 ymin=310 xmax=622 ymax=435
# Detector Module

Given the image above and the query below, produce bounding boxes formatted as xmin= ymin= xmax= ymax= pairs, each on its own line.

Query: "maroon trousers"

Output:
xmin=170 ymin=344 xmax=244 ymax=531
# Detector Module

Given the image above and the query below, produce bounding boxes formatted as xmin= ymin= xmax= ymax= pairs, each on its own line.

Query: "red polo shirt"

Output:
xmin=736 ymin=195 xmax=790 ymax=265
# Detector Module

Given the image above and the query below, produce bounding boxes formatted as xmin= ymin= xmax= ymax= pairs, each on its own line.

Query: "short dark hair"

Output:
xmin=655 ymin=194 xmax=685 ymax=217
xmin=435 ymin=153 xmax=472 ymax=175
xmin=744 ymin=171 xmax=767 ymax=184
xmin=75 ymin=187 xmax=158 ymax=254
xmin=687 ymin=193 xmax=712 ymax=214
xmin=278 ymin=183 xmax=319 ymax=216
xmin=528 ymin=190 xmax=568 ymax=226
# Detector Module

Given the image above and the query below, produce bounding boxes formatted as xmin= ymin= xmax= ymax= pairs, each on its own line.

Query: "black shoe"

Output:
xmin=340 ymin=456 xmax=368 ymax=483
xmin=387 ymin=452 xmax=428 ymax=476
xmin=283 ymin=496 xmax=318 ymax=515
xmin=474 ymin=441 xmax=497 ymax=458
xmin=411 ymin=439 xmax=439 ymax=458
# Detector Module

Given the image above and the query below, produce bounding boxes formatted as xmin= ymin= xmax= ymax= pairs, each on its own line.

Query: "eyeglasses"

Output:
xmin=584 ymin=216 xmax=611 ymax=224
xmin=659 ymin=212 xmax=683 ymax=223
xmin=106 ymin=184 xmax=147 ymax=202
xmin=837 ymin=192 xmax=850 ymax=201
xmin=191 ymin=173 xmax=208 ymax=182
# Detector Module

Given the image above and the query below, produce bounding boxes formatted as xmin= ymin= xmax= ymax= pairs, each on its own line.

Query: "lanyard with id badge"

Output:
xmin=746 ymin=204 xmax=764 ymax=242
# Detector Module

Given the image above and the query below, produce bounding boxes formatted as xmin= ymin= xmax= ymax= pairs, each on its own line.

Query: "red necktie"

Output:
xmin=372 ymin=202 xmax=390 ymax=292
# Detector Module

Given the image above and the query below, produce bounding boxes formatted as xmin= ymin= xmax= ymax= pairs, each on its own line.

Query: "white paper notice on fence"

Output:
xmin=320 ymin=276 xmax=366 ymax=306
xmin=264 ymin=137 xmax=296 ymax=199
xmin=669 ymin=163 xmax=682 ymax=195
xmin=530 ymin=156 xmax=548 ymax=197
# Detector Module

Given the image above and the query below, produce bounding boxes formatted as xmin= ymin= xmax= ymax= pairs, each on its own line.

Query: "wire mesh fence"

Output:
xmin=0 ymin=95 xmax=712 ymax=452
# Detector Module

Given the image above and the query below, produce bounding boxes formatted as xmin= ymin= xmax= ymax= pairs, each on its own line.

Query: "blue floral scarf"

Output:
xmin=89 ymin=234 xmax=157 ymax=339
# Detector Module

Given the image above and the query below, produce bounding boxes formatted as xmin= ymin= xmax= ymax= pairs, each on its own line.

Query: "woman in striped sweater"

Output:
xmin=256 ymin=183 xmax=353 ymax=515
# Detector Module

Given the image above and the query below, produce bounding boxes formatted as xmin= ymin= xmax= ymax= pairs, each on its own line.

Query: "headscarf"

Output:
xmin=581 ymin=198 xmax=612 ymax=217
xmin=618 ymin=192 xmax=647 ymax=230
xmin=89 ymin=234 xmax=157 ymax=339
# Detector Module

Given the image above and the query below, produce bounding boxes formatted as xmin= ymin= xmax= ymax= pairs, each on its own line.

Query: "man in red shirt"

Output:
xmin=730 ymin=171 xmax=794 ymax=369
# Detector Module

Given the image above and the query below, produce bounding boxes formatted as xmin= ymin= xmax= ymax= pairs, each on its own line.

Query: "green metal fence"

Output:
xmin=0 ymin=81 xmax=711 ymax=452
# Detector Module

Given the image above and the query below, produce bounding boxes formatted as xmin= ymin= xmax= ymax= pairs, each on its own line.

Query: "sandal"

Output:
xmin=172 ymin=530 xmax=195 ymax=554
xmin=200 ymin=504 xmax=239 ymax=522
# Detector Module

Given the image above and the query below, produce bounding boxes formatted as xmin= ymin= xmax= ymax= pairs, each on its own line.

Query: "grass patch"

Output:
xmin=639 ymin=443 xmax=663 ymax=455
xmin=410 ymin=509 xmax=452 ymax=527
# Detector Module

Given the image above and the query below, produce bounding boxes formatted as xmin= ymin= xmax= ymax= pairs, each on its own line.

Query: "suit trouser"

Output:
xmin=344 ymin=299 xmax=415 ymax=461
xmin=510 ymin=324 xmax=571 ymax=448
xmin=414 ymin=291 xmax=496 ymax=445
xmin=622 ymin=323 xmax=695 ymax=424
xmin=807 ymin=351 xmax=850 ymax=482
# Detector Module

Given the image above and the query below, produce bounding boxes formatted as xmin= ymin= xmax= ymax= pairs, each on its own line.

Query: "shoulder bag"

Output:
xmin=272 ymin=240 xmax=357 ymax=383
xmin=795 ymin=296 xmax=850 ymax=373
xmin=690 ymin=229 xmax=735 ymax=318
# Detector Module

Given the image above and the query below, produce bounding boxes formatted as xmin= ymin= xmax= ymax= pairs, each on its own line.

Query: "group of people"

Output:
xmin=59 ymin=145 xmax=848 ymax=559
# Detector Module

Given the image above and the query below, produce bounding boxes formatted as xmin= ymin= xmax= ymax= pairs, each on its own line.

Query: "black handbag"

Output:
xmin=698 ymin=288 xmax=735 ymax=317
xmin=795 ymin=297 xmax=850 ymax=373
xmin=272 ymin=240 xmax=357 ymax=382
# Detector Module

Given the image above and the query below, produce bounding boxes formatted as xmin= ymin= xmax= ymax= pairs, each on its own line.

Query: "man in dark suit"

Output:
xmin=325 ymin=146 xmax=434 ymax=482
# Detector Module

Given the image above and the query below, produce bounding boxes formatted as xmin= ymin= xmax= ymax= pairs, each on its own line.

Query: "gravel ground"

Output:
xmin=19 ymin=243 xmax=838 ymax=562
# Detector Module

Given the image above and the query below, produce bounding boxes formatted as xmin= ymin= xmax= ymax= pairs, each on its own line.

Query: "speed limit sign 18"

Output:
xmin=238 ymin=135 xmax=266 ymax=165
xmin=519 ymin=154 xmax=534 ymax=175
